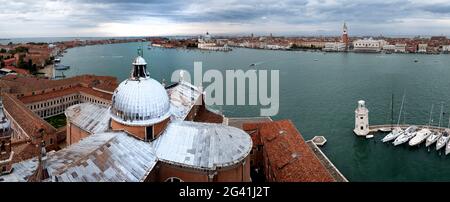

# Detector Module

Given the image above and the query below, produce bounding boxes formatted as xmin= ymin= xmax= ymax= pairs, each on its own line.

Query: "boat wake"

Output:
xmin=100 ymin=55 xmax=124 ymax=58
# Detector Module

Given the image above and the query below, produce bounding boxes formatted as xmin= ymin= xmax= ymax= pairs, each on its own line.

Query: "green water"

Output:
xmin=60 ymin=42 xmax=450 ymax=181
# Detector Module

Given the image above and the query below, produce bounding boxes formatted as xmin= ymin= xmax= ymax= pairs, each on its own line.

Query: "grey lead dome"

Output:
xmin=110 ymin=56 xmax=171 ymax=126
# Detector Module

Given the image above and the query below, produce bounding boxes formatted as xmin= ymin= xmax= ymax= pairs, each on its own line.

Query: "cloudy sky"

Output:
xmin=1 ymin=0 xmax=450 ymax=38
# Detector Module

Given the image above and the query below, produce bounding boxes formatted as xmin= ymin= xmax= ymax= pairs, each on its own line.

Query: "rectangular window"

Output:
xmin=146 ymin=126 xmax=153 ymax=141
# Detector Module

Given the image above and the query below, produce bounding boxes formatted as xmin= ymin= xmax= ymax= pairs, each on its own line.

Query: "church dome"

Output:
xmin=110 ymin=55 xmax=171 ymax=126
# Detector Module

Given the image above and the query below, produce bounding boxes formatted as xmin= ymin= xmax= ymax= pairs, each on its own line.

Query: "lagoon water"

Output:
xmin=59 ymin=42 xmax=450 ymax=181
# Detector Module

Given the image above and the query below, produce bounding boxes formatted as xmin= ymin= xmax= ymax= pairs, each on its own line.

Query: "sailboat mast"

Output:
xmin=428 ymin=104 xmax=434 ymax=129
xmin=397 ymin=93 xmax=406 ymax=126
xmin=438 ymin=102 xmax=444 ymax=127
xmin=447 ymin=109 xmax=450 ymax=129
xmin=391 ymin=94 xmax=394 ymax=129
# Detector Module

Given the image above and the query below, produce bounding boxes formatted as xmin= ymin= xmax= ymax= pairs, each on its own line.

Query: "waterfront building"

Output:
xmin=297 ymin=41 xmax=326 ymax=49
xmin=442 ymin=45 xmax=450 ymax=53
xmin=323 ymin=42 xmax=346 ymax=52
xmin=198 ymin=32 xmax=231 ymax=51
xmin=353 ymin=100 xmax=369 ymax=136
xmin=198 ymin=42 xmax=231 ymax=51
xmin=353 ymin=38 xmax=387 ymax=53
xmin=382 ymin=44 xmax=395 ymax=52
xmin=418 ymin=44 xmax=428 ymax=53
xmin=265 ymin=44 xmax=289 ymax=50
xmin=395 ymin=43 xmax=407 ymax=53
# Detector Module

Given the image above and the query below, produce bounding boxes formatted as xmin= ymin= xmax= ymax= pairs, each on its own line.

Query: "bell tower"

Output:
xmin=354 ymin=100 xmax=369 ymax=136
xmin=0 ymin=97 xmax=13 ymax=175
xmin=342 ymin=22 xmax=349 ymax=50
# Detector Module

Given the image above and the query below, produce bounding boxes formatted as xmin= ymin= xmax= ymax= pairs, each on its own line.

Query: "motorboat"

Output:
xmin=382 ymin=127 xmax=404 ymax=142
xmin=426 ymin=131 xmax=441 ymax=147
xmin=379 ymin=127 xmax=392 ymax=132
xmin=408 ymin=128 xmax=431 ymax=146
xmin=54 ymin=58 xmax=61 ymax=63
xmin=54 ymin=64 xmax=70 ymax=70
xmin=436 ymin=131 xmax=450 ymax=151
xmin=393 ymin=125 xmax=418 ymax=146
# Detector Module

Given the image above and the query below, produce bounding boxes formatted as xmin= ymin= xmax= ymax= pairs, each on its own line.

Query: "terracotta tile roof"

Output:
xmin=19 ymin=86 xmax=112 ymax=104
xmin=243 ymin=120 xmax=335 ymax=182
xmin=11 ymin=141 xmax=39 ymax=163
xmin=4 ymin=66 xmax=30 ymax=75
xmin=193 ymin=106 xmax=224 ymax=123
xmin=3 ymin=93 xmax=56 ymax=138
xmin=3 ymin=58 xmax=16 ymax=66
xmin=92 ymin=82 xmax=117 ymax=93
xmin=0 ymin=74 xmax=117 ymax=94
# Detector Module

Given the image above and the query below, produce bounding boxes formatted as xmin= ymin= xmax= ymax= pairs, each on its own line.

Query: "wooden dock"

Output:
xmin=369 ymin=124 xmax=450 ymax=134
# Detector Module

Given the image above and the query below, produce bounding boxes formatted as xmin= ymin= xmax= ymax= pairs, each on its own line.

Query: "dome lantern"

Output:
xmin=130 ymin=48 xmax=149 ymax=80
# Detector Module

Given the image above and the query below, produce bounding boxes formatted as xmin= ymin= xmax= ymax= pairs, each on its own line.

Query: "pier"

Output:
xmin=369 ymin=124 xmax=450 ymax=134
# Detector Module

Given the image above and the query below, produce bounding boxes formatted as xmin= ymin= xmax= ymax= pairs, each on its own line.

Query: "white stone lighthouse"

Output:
xmin=354 ymin=100 xmax=369 ymax=136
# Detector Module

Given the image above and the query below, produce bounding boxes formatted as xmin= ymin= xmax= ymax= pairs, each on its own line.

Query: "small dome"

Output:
xmin=111 ymin=78 xmax=170 ymax=126
xmin=132 ymin=56 xmax=147 ymax=65
xmin=110 ymin=55 xmax=170 ymax=126
xmin=358 ymin=100 xmax=365 ymax=106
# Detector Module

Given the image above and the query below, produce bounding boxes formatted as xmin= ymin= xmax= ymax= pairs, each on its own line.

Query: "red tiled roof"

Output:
xmin=19 ymin=86 xmax=112 ymax=104
xmin=243 ymin=120 xmax=335 ymax=182
xmin=3 ymin=93 xmax=56 ymax=138
xmin=0 ymin=74 xmax=117 ymax=94
xmin=193 ymin=106 xmax=223 ymax=123
xmin=11 ymin=141 xmax=38 ymax=163
xmin=4 ymin=66 xmax=30 ymax=75
xmin=3 ymin=58 xmax=16 ymax=66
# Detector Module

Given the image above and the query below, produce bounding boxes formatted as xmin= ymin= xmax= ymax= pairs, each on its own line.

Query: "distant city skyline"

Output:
xmin=2 ymin=0 xmax=450 ymax=38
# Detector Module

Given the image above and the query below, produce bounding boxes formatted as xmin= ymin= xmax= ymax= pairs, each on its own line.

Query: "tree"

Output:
xmin=8 ymin=46 xmax=28 ymax=55
xmin=28 ymin=59 xmax=32 ymax=69
xmin=31 ymin=64 xmax=37 ymax=73
xmin=17 ymin=56 xmax=26 ymax=69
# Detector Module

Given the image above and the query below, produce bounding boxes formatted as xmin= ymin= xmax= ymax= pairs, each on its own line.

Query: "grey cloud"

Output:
xmin=2 ymin=0 xmax=450 ymax=36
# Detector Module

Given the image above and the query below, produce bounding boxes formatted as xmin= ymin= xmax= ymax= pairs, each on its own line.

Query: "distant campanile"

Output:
xmin=342 ymin=22 xmax=349 ymax=49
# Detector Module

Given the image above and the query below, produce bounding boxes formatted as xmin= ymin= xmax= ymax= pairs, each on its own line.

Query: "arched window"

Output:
xmin=165 ymin=177 xmax=183 ymax=182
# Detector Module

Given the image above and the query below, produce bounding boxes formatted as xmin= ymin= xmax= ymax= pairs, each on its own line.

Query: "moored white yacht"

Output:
xmin=382 ymin=94 xmax=405 ymax=143
xmin=426 ymin=103 xmax=444 ymax=147
xmin=393 ymin=125 xmax=418 ymax=146
xmin=436 ymin=131 xmax=449 ymax=151
xmin=409 ymin=128 xmax=432 ymax=146
xmin=446 ymin=140 xmax=450 ymax=155
xmin=426 ymin=131 xmax=441 ymax=147
xmin=382 ymin=127 xmax=404 ymax=142
xmin=437 ymin=114 xmax=450 ymax=151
